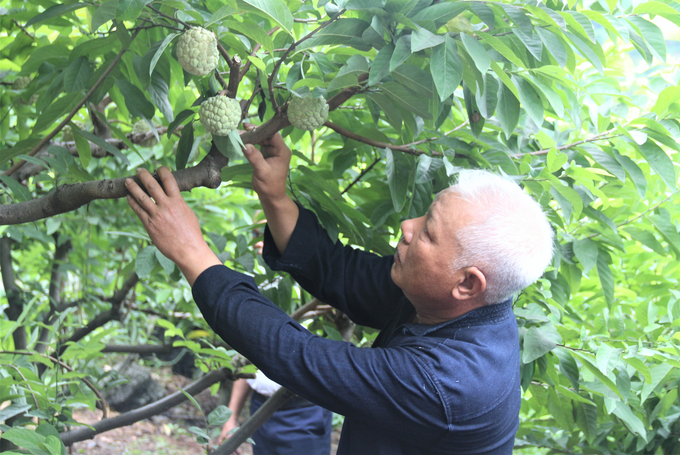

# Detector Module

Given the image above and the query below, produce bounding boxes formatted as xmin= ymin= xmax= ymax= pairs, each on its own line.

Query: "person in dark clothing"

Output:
xmin=125 ymin=132 xmax=554 ymax=454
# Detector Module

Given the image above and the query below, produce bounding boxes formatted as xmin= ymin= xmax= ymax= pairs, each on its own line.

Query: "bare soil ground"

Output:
xmin=69 ymin=367 xmax=338 ymax=455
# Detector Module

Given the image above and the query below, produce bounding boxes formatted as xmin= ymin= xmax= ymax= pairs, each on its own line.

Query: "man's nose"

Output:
xmin=400 ymin=219 xmax=414 ymax=243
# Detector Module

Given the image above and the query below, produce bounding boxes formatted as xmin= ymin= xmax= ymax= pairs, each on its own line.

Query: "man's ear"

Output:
xmin=452 ymin=267 xmax=486 ymax=300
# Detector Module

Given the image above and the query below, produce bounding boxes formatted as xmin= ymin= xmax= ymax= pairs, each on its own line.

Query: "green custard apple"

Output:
xmin=133 ymin=121 xmax=159 ymax=147
xmin=199 ymin=96 xmax=241 ymax=136
xmin=288 ymin=95 xmax=329 ymax=131
xmin=176 ymin=27 xmax=219 ymax=76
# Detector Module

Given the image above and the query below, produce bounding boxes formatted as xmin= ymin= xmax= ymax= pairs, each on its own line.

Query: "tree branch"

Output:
xmin=0 ymin=237 xmax=27 ymax=350
xmin=60 ymin=367 xmax=246 ymax=446
xmin=101 ymin=344 xmax=175 ymax=355
xmin=56 ymin=273 xmax=139 ymax=357
xmin=341 ymin=157 xmax=381 ymax=195
xmin=4 ymin=29 xmax=141 ymax=177
xmin=213 ymin=387 xmax=296 ymax=455
xmin=0 ymin=75 xmax=368 ymax=225
xmin=324 ymin=121 xmax=427 ymax=156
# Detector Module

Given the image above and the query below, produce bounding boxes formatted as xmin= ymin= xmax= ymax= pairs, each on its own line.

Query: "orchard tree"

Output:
xmin=1 ymin=0 xmax=680 ymax=453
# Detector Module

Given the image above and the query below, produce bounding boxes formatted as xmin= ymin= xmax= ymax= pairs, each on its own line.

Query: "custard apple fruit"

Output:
xmin=12 ymin=76 xmax=31 ymax=90
xmin=176 ymin=27 xmax=219 ymax=76
xmin=199 ymin=96 xmax=241 ymax=136
xmin=288 ymin=95 xmax=329 ymax=131
xmin=61 ymin=121 xmax=85 ymax=142
xmin=133 ymin=121 xmax=159 ymax=147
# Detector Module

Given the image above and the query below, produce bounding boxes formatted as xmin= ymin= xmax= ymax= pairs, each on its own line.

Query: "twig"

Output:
xmin=145 ymin=4 xmax=191 ymax=29
xmin=4 ymin=29 xmax=142 ymax=177
xmin=324 ymin=121 xmax=431 ymax=156
xmin=2 ymin=363 xmax=40 ymax=409
xmin=341 ymin=157 xmax=381 ymax=195
xmin=1 ymin=350 xmax=109 ymax=419
xmin=513 ymin=125 xmax=622 ymax=158
xmin=268 ymin=10 xmax=346 ymax=111
xmin=239 ymin=27 xmax=279 ymax=79
xmin=585 ymin=190 xmax=679 ymax=239
xmin=13 ymin=19 xmax=34 ymax=39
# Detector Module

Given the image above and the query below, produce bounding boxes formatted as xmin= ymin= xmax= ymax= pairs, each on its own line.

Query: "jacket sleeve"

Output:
xmin=261 ymin=205 xmax=411 ymax=330
xmin=191 ymin=265 xmax=447 ymax=442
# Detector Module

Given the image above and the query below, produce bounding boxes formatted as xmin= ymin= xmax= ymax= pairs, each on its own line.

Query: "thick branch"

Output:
xmin=0 ymin=237 xmax=27 ymax=350
xmin=36 ymin=236 xmax=73 ymax=354
xmin=4 ymin=30 xmax=141 ymax=177
xmin=101 ymin=344 xmax=175 ymax=355
xmin=0 ymin=77 xmax=367 ymax=225
xmin=60 ymin=367 xmax=237 ymax=446
xmin=213 ymin=387 xmax=296 ymax=455
xmin=56 ymin=273 xmax=139 ymax=356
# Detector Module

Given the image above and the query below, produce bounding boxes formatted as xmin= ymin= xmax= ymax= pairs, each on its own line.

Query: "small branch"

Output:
xmin=513 ymin=126 xmax=621 ymax=158
xmin=324 ymin=121 xmax=430 ymax=156
xmin=290 ymin=298 xmax=321 ymax=321
xmin=145 ymin=4 xmax=191 ymax=29
xmin=4 ymin=29 xmax=142 ymax=177
xmin=268 ymin=10 xmax=346 ymax=111
xmin=341 ymin=157 xmax=381 ymax=195
xmin=212 ymin=387 xmax=296 ymax=455
xmin=239 ymin=27 xmax=279 ymax=80
xmin=1 ymin=350 xmax=109 ymax=419
xmin=60 ymin=367 xmax=247 ymax=446
xmin=585 ymin=190 xmax=679 ymax=239
xmin=3 ymin=363 xmax=39 ymax=409
xmin=216 ymin=41 xmax=234 ymax=67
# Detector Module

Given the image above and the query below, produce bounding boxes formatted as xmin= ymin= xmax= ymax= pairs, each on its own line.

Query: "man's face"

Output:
xmin=391 ymin=191 xmax=476 ymax=306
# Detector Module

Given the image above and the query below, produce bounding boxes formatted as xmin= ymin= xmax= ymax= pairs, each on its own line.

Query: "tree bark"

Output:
xmin=60 ymin=367 xmax=238 ymax=446
xmin=0 ymin=237 xmax=26 ymax=350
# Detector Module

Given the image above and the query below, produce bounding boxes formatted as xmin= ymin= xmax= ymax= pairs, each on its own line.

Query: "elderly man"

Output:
xmin=126 ymin=133 xmax=554 ymax=454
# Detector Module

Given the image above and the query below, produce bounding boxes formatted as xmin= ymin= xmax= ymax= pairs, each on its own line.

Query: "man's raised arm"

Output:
xmin=242 ymin=133 xmax=298 ymax=256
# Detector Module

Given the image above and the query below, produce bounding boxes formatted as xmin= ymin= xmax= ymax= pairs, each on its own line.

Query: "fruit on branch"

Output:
xmin=132 ymin=121 xmax=159 ymax=147
xmin=199 ymin=96 xmax=241 ymax=136
xmin=61 ymin=121 xmax=85 ymax=142
xmin=287 ymin=95 xmax=329 ymax=131
xmin=11 ymin=76 xmax=31 ymax=90
xmin=176 ymin=27 xmax=219 ymax=76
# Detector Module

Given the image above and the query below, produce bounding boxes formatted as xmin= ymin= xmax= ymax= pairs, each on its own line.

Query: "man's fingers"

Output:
xmin=126 ymin=194 xmax=149 ymax=224
xmin=157 ymin=166 xmax=180 ymax=198
xmin=136 ymin=168 xmax=168 ymax=203
xmin=125 ymin=178 xmax=157 ymax=215
xmin=243 ymin=144 xmax=265 ymax=168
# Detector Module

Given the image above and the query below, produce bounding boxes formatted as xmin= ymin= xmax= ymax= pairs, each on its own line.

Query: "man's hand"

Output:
xmin=243 ymin=132 xmax=291 ymax=204
xmin=125 ymin=167 xmax=221 ymax=285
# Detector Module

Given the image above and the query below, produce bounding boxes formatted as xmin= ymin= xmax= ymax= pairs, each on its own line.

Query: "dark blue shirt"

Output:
xmin=192 ymin=207 xmax=520 ymax=454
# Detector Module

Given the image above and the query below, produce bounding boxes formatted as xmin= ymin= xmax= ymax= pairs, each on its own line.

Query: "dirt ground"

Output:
xmin=68 ymin=367 xmax=339 ymax=455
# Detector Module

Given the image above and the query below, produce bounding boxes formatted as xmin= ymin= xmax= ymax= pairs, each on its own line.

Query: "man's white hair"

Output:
xmin=442 ymin=170 xmax=554 ymax=304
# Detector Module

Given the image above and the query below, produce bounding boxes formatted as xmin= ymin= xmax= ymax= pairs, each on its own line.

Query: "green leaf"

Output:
xmin=460 ymin=33 xmax=490 ymax=74
xmin=477 ymin=32 xmax=525 ymax=68
xmin=411 ymin=2 xmax=468 ymax=28
xmin=223 ymin=20 xmax=275 ymax=56
xmin=205 ymin=3 xmax=239 ymax=27
xmin=208 ymin=405 xmax=233 ymax=427
xmin=63 ymin=56 xmax=92 ymax=93
xmin=386 ymin=149 xmax=413 ymax=212
xmin=623 ymin=356 xmax=652 ymax=384
xmin=33 ymin=95 xmax=81 ymax=134
xmin=430 ymin=35 xmax=462 ymax=102
xmin=301 ymin=18 xmax=370 ymax=48
xmin=512 ymin=29 xmax=543 ymax=61
xmin=627 ymin=16 xmax=667 ymax=63
xmin=536 ymin=28 xmax=567 ymax=67
xmin=381 ymin=81 xmax=432 ymax=119
xmin=136 ymin=245 xmax=158 ymax=278
xmin=237 ymin=0 xmax=294 ymax=35
xmin=176 ymin=122 xmax=195 ymax=170
xmin=595 ymin=344 xmax=622 ymax=377
xmin=496 ymin=82 xmax=520 ymax=140
xmin=640 ymin=363 xmax=673 ymax=404
xmin=149 ymin=33 xmax=179 ymax=77
xmin=26 ymin=2 xmax=88 ymax=27
xmin=475 ymin=75 xmax=498 ymax=119
xmin=390 ymin=35 xmax=412 ymax=72
xmin=637 ymin=139 xmax=676 ymax=190
xmin=574 ymin=400 xmax=598 ymax=444
xmin=596 ymin=251 xmax=615 ymax=306
xmin=0 ymin=175 xmax=32 ymax=202
xmin=572 ymin=351 xmax=623 ymax=399
xmin=1 ymin=428 xmax=46 ymax=450
xmin=634 ymin=1 xmax=680 ymax=17
xmin=556 ymin=385 xmax=595 ymax=406
xmin=92 ymin=0 xmax=119 ymax=31
xmin=117 ymin=0 xmax=150 ymax=22
xmin=368 ymin=43 xmax=394 ymax=86
xmin=649 ymin=210 xmax=680 ymax=257
xmin=513 ymin=76 xmax=544 ymax=127
xmin=72 ymin=125 xmax=92 ymax=169
xmin=573 ymin=238 xmax=598 ymax=274
xmin=522 ymin=324 xmax=561 ymax=363
xmin=74 ymin=129 xmax=130 ymax=165
xmin=411 ymin=26 xmax=444 ymax=52
xmin=149 ymin=71 xmax=174 ymax=122
xmin=168 ymin=110 xmax=197 ymax=138
xmin=612 ymin=402 xmax=646 ymax=439
xmin=615 ymin=154 xmax=646 ymax=197
xmin=115 ymin=79 xmax=155 ymax=119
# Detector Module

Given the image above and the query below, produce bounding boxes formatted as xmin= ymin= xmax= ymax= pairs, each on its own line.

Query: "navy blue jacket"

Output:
xmin=192 ymin=207 xmax=520 ymax=454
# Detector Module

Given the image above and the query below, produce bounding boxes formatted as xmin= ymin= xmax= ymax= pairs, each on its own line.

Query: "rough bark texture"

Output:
xmin=0 ymin=237 xmax=27 ymax=350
